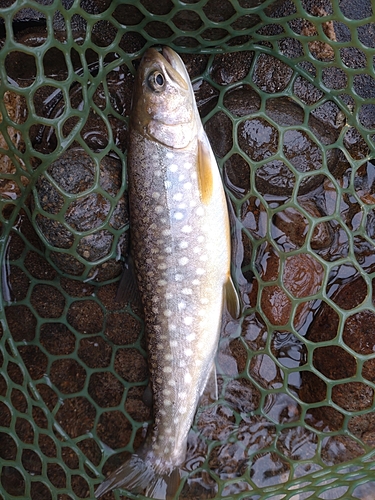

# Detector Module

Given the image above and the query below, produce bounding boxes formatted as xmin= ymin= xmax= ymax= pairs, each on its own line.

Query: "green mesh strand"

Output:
xmin=1 ymin=0 xmax=375 ymax=499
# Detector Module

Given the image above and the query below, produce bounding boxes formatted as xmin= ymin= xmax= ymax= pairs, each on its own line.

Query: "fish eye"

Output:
xmin=148 ymin=71 xmax=165 ymax=92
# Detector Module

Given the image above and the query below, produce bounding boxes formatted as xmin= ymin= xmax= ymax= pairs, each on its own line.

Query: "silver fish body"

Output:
xmin=96 ymin=47 xmax=238 ymax=500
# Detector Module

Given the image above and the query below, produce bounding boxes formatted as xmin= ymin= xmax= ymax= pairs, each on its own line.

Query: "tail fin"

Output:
xmin=95 ymin=452 xmax=180 ymax=499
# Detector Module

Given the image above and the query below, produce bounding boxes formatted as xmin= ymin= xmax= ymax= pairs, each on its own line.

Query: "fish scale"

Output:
xmin=95 ymin=46 xmax=239 ymax=500
xmin=128 ymin=131 xmax=228 ymax=467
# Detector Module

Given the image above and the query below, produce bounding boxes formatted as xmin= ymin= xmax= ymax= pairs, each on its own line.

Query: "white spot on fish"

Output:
xmin=158 ymin=263 xmax=167 ymax=270
xmin=174 ymin=212 xmax=184 ymax=220
xmin=182 ymin=288 xmax=192 ymax=295
xmin=166 ymin=151 xmax=174 ymax=159
xmin=179 ymin=241 xmax=189 ymax=249
xmin=162 ymin=229 xmax=171 ymax=236
xmin=181 ymin=225 xmax=192 ymax=233
xmin=165 ymin=354 xmax=173 ymax=361
xmin=200 ymin=255 xmax=208 ymax=262
xmin=184 ymin=182 xmax=192 ymax=190
xmin=164 ymin=309 xmax=172 ymax=317
xmin=169 ymin=163 xmax=178 ymax=172
xmin=179 ymin=257 xmax=189 ymax=266
xmin=155 ymin=205 xmax=163 ymax=214
xmin=155 ymin=170 xmax=162 ymax=177
xmin=198 ymin=235 xmax=204 ymax=243
xmin=170 ymin=325 xmax=177 ymax=331
xmin=185 ymin=348 xmax=193 ymax=356
xmin=175 ymin=273 xmax=183 ymax=281
xmin=193 ymin=246 xmax=201 ymax=254
xmin=168 ymin=379 xmax=176 ymax=386
xmin=184 ymin=162 xmax=192 ymax=169
xmin=196 ymin=268 xmax=205 ymax=275
xmin=178 ymin=301 xmax=186 ymax=311
xmin=163 ymin=389 xmax=171 ymax=396
xmin=178 ymin=202 xmax=187 ymax=209
xmin=164 ymin=399 xmax=172 ymax=406
xmin=179 ymin=406 xmax=187 ymax=414
xmin=179 ymin=173 xmax=185 ymax=181
xmin=184 ymin=373 xmax=192 ymax=383
xmin=173 ymin=192 xmax=183 ymax=201
xmin=190 ymin=200 xmax=197 ymax=207
xmin=165 ymin=292 xmax=173 ymax=299
xmin=174 ymin=417 xmax=180 ymax=424
xmin=164 ymin=180 xmax=172 ymax=189
xmin=152 ymin=192 xmax=160 ymax=199
xmin=184 ymin=316 xmax=193 ymax=326
xmin=170 ymin=340 xmax=178 ymax=347
xmin=186 ymin=332 xmax=196 ymax=341
xmin=163 ymin=366 xmax=172 ymax=374
xmin=196 ymin=206 xmax=204 ymax=216
xmin=164 ymin=246 xmax=172 ymax=253
xmin=201 ymin=297 xmax=209 ymax=305
xmin=158 ymin=279 xmax=167 ymax=286
xmin=192 ymin=279 xmax=200 ymax=285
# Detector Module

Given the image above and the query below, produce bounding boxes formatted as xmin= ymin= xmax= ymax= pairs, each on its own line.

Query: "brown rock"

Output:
xmin=251 ymin=245 xmax=324 ymax=329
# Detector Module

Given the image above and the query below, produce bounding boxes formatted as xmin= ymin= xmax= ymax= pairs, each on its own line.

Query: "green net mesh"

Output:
xmin=1 ymin=0 xmax=375 ymax=498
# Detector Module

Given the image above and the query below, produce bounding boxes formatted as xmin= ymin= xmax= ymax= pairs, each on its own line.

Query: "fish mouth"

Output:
xmin=162 ymin=46 xmax=190 ymax=84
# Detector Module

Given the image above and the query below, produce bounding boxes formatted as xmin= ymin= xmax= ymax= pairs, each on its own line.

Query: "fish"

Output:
xmin=95 ymin=46 xmax=239 ymax=500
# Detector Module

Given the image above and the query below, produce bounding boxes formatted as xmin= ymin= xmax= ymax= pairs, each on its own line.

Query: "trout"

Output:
xmin=95 ymin=47 xmax=239 ymax=499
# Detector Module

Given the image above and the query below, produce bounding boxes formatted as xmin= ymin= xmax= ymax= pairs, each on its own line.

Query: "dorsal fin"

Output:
xmin=197 ymin=130 xmax=214 ymax=205
xmin=115 ymin=255 xmax=140 ymax=304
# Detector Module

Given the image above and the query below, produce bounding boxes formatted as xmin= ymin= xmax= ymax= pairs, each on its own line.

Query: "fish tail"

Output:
xmin=95 ymin=449 xmax=180 ymax=500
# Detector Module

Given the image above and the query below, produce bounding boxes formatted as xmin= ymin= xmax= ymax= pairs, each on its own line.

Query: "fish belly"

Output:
xmin=128 ymin=129 xmax=230 ymax=469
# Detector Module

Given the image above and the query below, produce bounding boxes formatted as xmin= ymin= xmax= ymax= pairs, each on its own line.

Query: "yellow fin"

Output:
xmin=197 ymin=132 xmax=214 ymax=205
xmin=224 ymin=275 xmax=240 ymax=319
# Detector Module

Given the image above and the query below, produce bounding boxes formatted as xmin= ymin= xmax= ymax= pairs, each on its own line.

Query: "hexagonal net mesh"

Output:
xmin=1 ymin=0 xmax=375 ymax=498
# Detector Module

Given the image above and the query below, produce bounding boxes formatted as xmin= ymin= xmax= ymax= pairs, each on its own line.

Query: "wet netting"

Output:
xmin=1 ymin=0 xmax=375 ymax=498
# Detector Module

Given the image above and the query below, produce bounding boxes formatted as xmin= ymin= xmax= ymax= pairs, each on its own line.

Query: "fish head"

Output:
xmin=131 ymin=47 xmax=198 ymax=149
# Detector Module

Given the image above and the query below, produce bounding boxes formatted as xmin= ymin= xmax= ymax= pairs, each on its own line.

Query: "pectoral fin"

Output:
xmin=197 ymin=131 xmax=214 ymax=205
xmin=224 ymin=275 xmax=240 ymax=319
